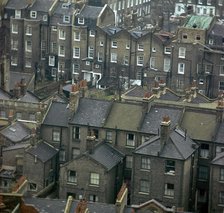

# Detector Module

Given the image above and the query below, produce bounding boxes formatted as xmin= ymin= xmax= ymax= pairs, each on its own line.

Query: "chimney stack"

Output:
xmin=86 ymin=131 xmax=96 ymax=154
xmin=160 ymin=116 xmax=171 ymax=151
xmin=75 ymin=199 xmax=88 ymax=213
xmin=152 ymin=81 xmax=160 ymax=95
xmin=13 ymin=83 xmax=21 ymax=98
xmin=20 ymin=78 xmax=27 ymax=96
xmin=8 ymin=109 xmax=14 ymax=122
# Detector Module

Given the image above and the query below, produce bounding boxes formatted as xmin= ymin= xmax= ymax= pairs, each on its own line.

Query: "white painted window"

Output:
xmin=30 ymin=11 xmax=37 ymax=18
xmin=73 ymin=47 xmax=80 ymax=58
xmin=178 ymin=47 xmax=186 ymax=58
xmin=111 ymin=53 xmax=117 ymax=63
xmin=178 ymin=63 xmax=185 ymax=74
xmin=15 ymin=10 xmax=21 ymax=19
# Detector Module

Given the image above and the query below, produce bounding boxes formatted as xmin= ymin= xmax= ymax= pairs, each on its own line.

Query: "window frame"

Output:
xmin=90 ymin=172 xmax=99 ymax=186
xmin=164 ymin=183 xmax=174 ymax=197
xmin=141 ymin=157 xmax=151 ymax=170
xmin=140 ymin=179 xmax=150 ymax=194
xmin=52 ymin=130 xmax=60 ymax=142
xmin=126 ymin=133 xmax=135 ymax=147
xmin=67 ymin=170 xmax=77 ymax=183
xmin=30 ymin=11 xmax=37 ymax=19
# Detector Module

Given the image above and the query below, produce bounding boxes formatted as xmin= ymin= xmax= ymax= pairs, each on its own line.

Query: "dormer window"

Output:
xmin=15 ymin=10 xmax=21 ymax=19
xmin=209 ymin=38 xmax=213 ymax=45
xmin=62 ymin=3 xmax=70 ymax=9
xmin=30 ymin=11 xmax=37 ymax=19
xmin=63 ymin=15 xmax=70 ymax=23
xmin=78 ymin=17 xmax=84 ymax=25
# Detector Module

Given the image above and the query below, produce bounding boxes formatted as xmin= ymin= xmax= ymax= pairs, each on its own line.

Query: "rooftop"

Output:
xmin=183 ymin=15 xmax=213 ymax=30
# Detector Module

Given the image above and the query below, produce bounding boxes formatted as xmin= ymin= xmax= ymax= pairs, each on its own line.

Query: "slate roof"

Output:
xmin=70 ymin=98 xmax=112 ymax=127
xmin=0 ymin=88 xmax=12 ymax=100
xmin=43 ymin=101 xmax=70 ymax=127
xmin=26 ymin=141 xmax=58 ymax=163
xmin=101 ymin=26 xmax=123 ymax=36
xmin=88 ymin=143 xmax=124 ymax=171
xmin=104 ymin=102 xmax=143 ymax=131
xmin=5 ymin=0 xmax=31 ymax=9
xmin=24 ymin=198 xmax=67 ymax=213
xmin=215 ymin=122 xmax=224 ymax=144
xmin=181 ymin=110 xmax=217 ymax=141
xmin=0 ymin=121 xmax=32 ymax=143
xmin=69 ymin=200 xmax=116 ymax=213
xmin=123 ymin=86 xmax=150 ymax=98
xmin=184 ymin=15 xmax=213 ymax=29
xmin=77 ymin=5 xmax=103 ymax=19
xmin=140 ymin=105 xmax=183 ymax=134
xmin=28 ymin=0 xmax=55 ymax=12
xmin=9 ymin=72 xmax=33 ymax=91
xmin=18 ymin=91 xmax=40 ymax=103
xmin=135 ymin=127 xmax=197 ymax=160
xmin=211 ymin=152 xmax=224 ymax=166
xmin=159 ymin=89 xmax=181 ymax=101
xmin=3 ymin=143 xmax=30 ymax=151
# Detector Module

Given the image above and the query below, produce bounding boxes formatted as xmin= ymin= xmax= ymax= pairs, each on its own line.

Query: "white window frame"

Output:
xmin=178 ymin=63 xmax=185 ymax=74
xmin=111 ymin=41 xmax=117 ymax=48
xmin=123 ymin=55 xmax=129 ymax=65
xmin=90 ymin=173 xmax=99 ymax=185
xmin=59 ymin=45 xmax=65 ymax=57
xmin=126 ymin=133 xmax=135 ymax=147
xmin=11 ymin=39 xmax=18 ymax=50
xmin=164 ymin=47 xmax=171 ymax=54
xmin=12 ymin=24 xmax=18 ymax=34
xmin=67 ymin=170 xmax=77 ymax=183
xmin=63 ymin=15 xmax=70 ymax=23
xmin=100 ymin=41 xmax=104 ymax=46
xmin=178 ymin=47 xmax=186 ymax=58
xmin=25 ymin=40 xmax=32 ymax=52
xmin=137 ymin=55 xmax=144 ymax=66
xmin=140 ymin=180 xmax=149 ymax=193
xmin=49 ymin=56 xmax=55 ymax=66
xmin=165 ymin=183 xmax=174 ymax=197
xmin=111 ymin=53 xmax=117 ymax=63
xmin=59 ymin=30 xmax=66 ymax=40
xmin=164 ymin=57 xmax=170 ymax=72
xmin=73 ymin=47 xmax=80 ymax=58
xmin=74 ymin=31 xmax=80 ymax=41
xmin=26 ymin=25 xmax=32 ymax=35
xmin=89 ymin=30 xmax=95 ymax=37
xmin=88 ymin=46 xmax=94 ymax=59
xmin=138 ymin=43 xmax=144 ymax=51
xmin=30 ymin=11 xmax=37 ymax=19
xmin=78 ymin=17 xmax=84 ymax=24
xmin=52 ymin=130 xmax=60 ymax=142
xmin=141 ymin=157 xmax=150 ymax=170
xmin=11 ymin=56 xmax=17 ymax=66
xmin=25 ymin=58 xmax=31 ymax=68
xmin=98 ymin=52 xmax=103 ymax=62
xmin=15 ymin=10 xmax=21 ymax=19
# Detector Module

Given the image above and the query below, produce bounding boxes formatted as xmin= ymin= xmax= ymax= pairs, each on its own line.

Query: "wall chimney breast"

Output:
xmin=160 ymin=116 xmax=171 ymax=151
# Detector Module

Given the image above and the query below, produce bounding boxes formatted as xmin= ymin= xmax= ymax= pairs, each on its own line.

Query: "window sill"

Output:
xmin=89 ymin=184 xmax=99 ymax=187
xmin=165 ymin=172 xmax=175 ymax=176
xmin=140 ymin=169 xmax=150 ymax=172
xmin=67 ymin=182 xmax=77 ymax=186
xmin=125 ymin=145 xmax=135 ymax=149
xmin=139 ymin=192 xmax=149 ymax=195
xmin=163 ymin=195 xmax=174 ymax=199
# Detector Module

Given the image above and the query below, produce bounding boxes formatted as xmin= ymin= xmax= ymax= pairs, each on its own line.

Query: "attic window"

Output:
xmin=182 ymin=34 xmax=188 ymax=39
xmin=78 ymin=17 xmax=84 ymax=25
xmin=62 ymin=3 xmax=70 ymax=9
xmin=195 ymin=35 xmax=201 ymax=40
xmin=30 ymin=11 xmax=37 ymax=19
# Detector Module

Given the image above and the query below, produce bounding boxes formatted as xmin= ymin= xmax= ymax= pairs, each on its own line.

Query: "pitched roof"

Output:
xmin=0 ymin=88 xmax=12 ymax=100
xmin=159 ymin=89 xmax=181 ymax=101
xmin=24 ymin=197 xmax=67 ymax=213
xmin=28 ymin=0 xmax=55 ymax=12
xmin=88 ymin=143 xmax=124 ymax=171
xmin=26 ymin=141 xmax=58 ymax=163
xmin=135 ymin=127 xmax=197 ymax=160
xmin=9 ymin=72 xmax=33 ymax=91
xmin=78 ymin=5 xmax=103 ymax=19
xmin=18 ymin=91 xmax=40 ymax=103
xmin=211 ymin=152 xmax=224 ymax=165
xmin=101 ymin=26 xmax=123 ymax=36
xmin=43 ymin=101 xmax=70 ymax=127
xmin=70 ymin=98 xmax=112 ymax=127
xmin=180 ymin=110 xmax=217 ymax=141
xmin=104 ymin=102 xmax=143 ymax=131
xmin=215 ymin=122 xmax=224 ymax=143
xmin=0 ymin=121 xmax=32 ymax=143
xmin=140 ymin=105 xmax=183 ymax=134
xmin=183 ymin=15 xmax=213 ymax=30
xmin=5 ymin=0 xmax=32 ymax=9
